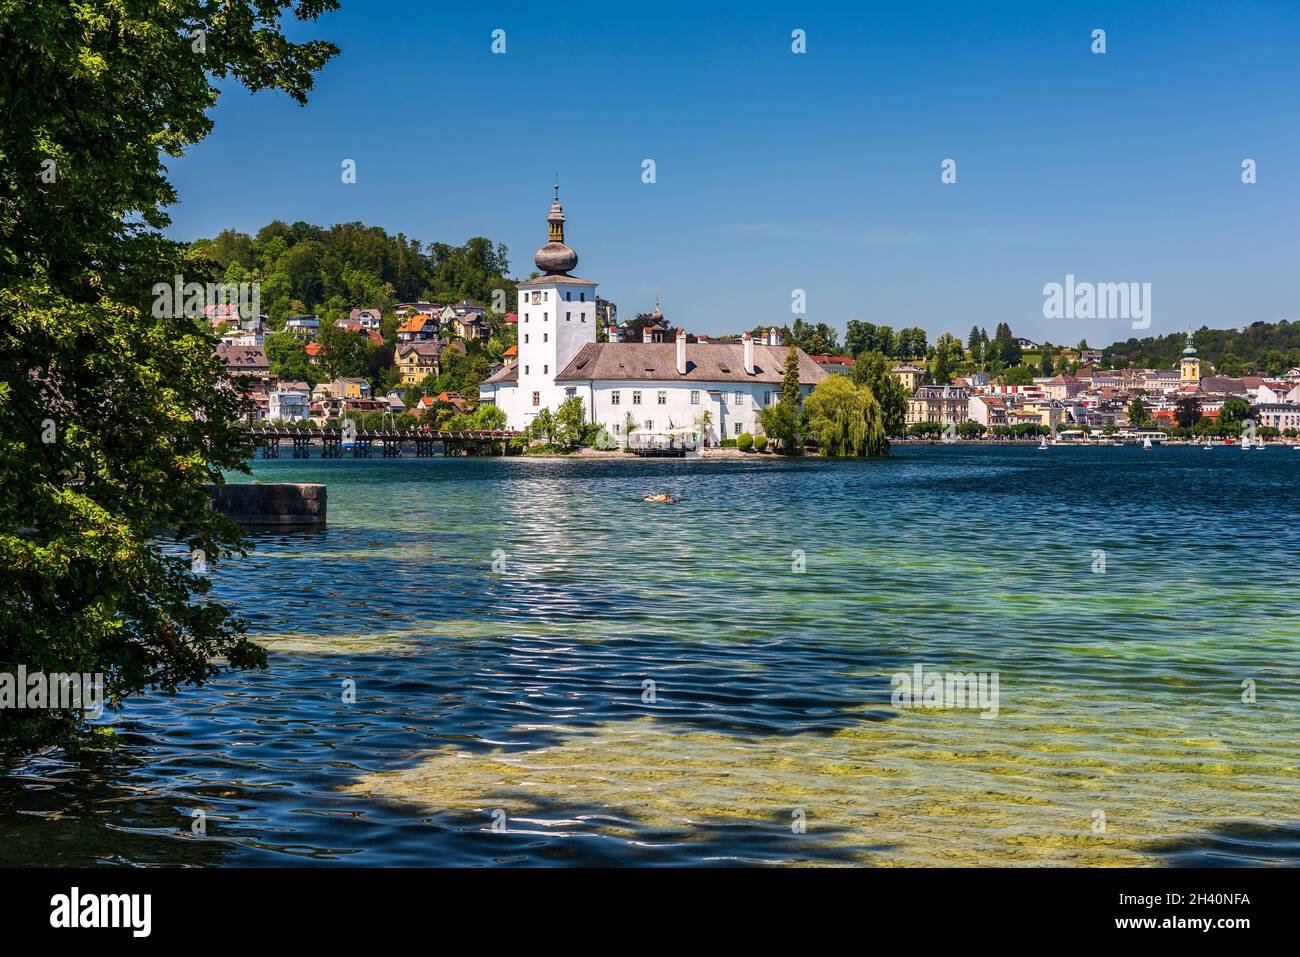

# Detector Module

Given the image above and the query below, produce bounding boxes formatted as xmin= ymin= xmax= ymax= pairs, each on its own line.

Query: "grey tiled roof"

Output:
xmin=555 ymin=342 xmax=829 ymax=384
xmin=1199 ymin=376 xmax=1248 ymax=395
xmin=396 ymin=339 xmax=464 ymax=357
xmin=518 ymin=274 xmax=598 ymax=287
xmin=483 ymin=361 xmax=518 ymax=384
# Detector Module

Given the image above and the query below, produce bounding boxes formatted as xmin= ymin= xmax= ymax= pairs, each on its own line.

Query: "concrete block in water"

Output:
xmin=210 ymin=483 xmax=326 ymax=526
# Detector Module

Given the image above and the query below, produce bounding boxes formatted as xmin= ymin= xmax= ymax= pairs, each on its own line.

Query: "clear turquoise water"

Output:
xmin=2 ymin=446 xmax=1298 ymax=866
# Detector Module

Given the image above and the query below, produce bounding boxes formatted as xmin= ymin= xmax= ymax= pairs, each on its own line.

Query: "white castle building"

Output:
xmin=480 ymin=190 xmax=828 ymax=444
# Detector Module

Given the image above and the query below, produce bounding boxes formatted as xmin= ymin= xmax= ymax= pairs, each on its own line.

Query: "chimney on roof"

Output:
xmin=767 ymin=326 xmax=782 ymax=347
xmin=608 ymin=324 xmax=620 ymax=343
xmin=642 ymin=326 xmax=653 ymax=344
xmin=743 ymin=332 xmax=756 ymax=375
xmin=676 ymin=328 xmax=687 ymax=376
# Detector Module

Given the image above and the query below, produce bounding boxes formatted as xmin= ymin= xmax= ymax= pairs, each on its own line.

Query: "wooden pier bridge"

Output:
xmin=244 ymin=425 xmax=519 ymax=459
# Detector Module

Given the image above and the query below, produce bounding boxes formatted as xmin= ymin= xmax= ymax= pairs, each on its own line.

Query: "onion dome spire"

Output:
xmin=535 ymin=181 xmax=578 ymax=275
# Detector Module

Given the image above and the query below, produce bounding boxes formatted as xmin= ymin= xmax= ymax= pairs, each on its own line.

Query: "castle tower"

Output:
xmin=515 ymin=184 xmax=598 ymax=423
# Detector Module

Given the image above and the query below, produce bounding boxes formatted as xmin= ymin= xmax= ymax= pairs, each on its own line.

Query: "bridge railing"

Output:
xmin=245 ymin=425 xmax=517 ymax=440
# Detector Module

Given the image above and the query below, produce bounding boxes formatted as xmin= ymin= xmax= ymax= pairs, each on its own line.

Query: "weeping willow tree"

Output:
xmin=802 ymin=375 xmax=888 ymax=457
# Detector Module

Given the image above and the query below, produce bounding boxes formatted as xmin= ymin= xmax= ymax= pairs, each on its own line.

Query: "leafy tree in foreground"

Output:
xmin=802 ymin=376 xmax=887 ymax=457
xmin=851 ymin=351 xmax=908 ymax=437
xmin=0 ymin=1 xmax=338 ymax=752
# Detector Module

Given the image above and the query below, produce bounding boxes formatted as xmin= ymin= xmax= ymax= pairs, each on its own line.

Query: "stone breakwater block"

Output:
xmin=209 ymin=483 xmax=326 ymax=526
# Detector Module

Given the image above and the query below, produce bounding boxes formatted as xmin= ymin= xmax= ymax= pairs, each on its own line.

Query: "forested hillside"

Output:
xmin=191 ymin=221 xmax=517 ymax=331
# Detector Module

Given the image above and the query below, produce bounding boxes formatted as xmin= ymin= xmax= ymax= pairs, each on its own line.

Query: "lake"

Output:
xmin=3 ymin=445 xmax=1299 ymax=866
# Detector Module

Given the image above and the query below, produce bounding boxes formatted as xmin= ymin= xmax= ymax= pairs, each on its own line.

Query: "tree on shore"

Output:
xmin=851 ymin=351 xmax=908 ymax=437
xmin=760 ymin=345 xmax=803 ymax=453
xmin=0 ymin=1 xmax=338 ymax=752
xmin=1174 ymin=395 xmax=1203 ymax=429
xmin=1128 ymin=398 xmax=1152 ymax=427
xmin=802 ymin=376 xmax=887 ymax=457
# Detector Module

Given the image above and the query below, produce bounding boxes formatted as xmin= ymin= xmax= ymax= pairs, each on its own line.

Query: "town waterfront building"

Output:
xmin=480 ymin=191 xmax=828 ymax=443
xmin=906 ymin=384 xmax=971 ymax=426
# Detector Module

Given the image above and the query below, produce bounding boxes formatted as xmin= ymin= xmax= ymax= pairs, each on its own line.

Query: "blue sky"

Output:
xmin=165 ymin=0 xmax=1300 ymax=345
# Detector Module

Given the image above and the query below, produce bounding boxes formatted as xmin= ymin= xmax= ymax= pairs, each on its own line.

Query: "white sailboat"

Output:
xmin=1037 ymin=436 xmax=1049 ymax=451
xmin=1241 ymin=436 xmax=1251 ymax=450
xmin=1142 ymin=436 xmax=1152 ymax=451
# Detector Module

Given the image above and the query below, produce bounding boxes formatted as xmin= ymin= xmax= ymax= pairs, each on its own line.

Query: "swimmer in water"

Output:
xmin=644 ymin=493 xmax=677 ymax=504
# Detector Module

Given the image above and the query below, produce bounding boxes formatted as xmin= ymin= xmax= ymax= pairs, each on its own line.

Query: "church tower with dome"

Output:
xmin=512 ymin=185 xmax=598 ymax=424
xmin=1180 ymin=331 xmax=1201 ymax=385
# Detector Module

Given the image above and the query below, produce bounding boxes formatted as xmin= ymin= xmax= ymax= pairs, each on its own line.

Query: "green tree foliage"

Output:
xmin=416 ymin=345 xmax=484 ymax=402
xmin=929 ymin=333 xmax=961 ymax=385
xmin=754 ymin=319 xmax=841 ymax=356
xmin=1174 ymin=395 xmax=1203 ymax=429
xmin=0 ymin=0 xmax=337 ymax=751
xmin=845 ymin=321 xmax=896 ymax=358
xmin=1000 ymin=365 xmax=1034 ymax=386
xmin=1128 ymin=398 xmax=1152 ymax=427
xmin=851 ymin=351 xmax=908 ymax=436
xmin=265 ymin=331 xmax=318 ymax=386
xmin=317 ymin=323 xmax=372 ymax=381
xmin=990 ymin=323 xmax=1022 ymax=367
xmin=1102 ymin=322 xmax=1300 ymax=375
xmin=193 ymin=222 xmax=517 ymax=330
xmin=802 ymin=376 xmax=887 ymax=457
xmin=554 ymin=395 xmax=587 ymax=450
xmin=759 ymin=345 xmax=804 ymax=453
xmin=1218 ymin=396 xmax=1253 ymax=426
xmin=894 ymin=327 xmax=929 ymax=359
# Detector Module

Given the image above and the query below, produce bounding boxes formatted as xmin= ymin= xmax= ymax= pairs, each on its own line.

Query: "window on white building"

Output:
xmin=734 ymin=391 xmax=743 ymax=405
xmin=657 ymin=391 xmax=667 ymax=405
xmin=644 ymin=420 xmax=653 ymax=430
xmin=580 ymin=293 xmax=586 ymax=302
xmin=565 ymin=387 xmax=576 ymax=397
xmin=566 ymin=312 xmax=571 ymax=321
xmin=524 ymin=334 xmax=529 ymax=343
xmin=611 ymin=391 xmax=621 ymax=405
xmin=543 ymin=312 xmax=548 ymax=321
xmin=734 ymin=423 xmax=742 ymax=436
xmin=612 ymin=423 xmax=621 ymax=434
xmin=691 ymin=390 xmax=700 ymax=405
xmin=632 ymin=391 xmax=642 ymax=405
xmin=543 ymin=365 xmax=548 ymax=374
xmin=543 ymin=333 xmax=548 ymax=342
xmin=532 ymin=392 xmax=540 ymax=406
xmin=524 ymin=365 xmax=529 ymax=375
